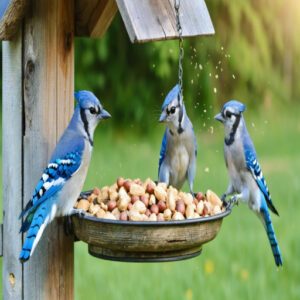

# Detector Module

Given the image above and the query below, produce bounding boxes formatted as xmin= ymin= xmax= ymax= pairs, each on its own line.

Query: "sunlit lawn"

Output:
xmin=1 ymin=105 xmax=300 ymax=299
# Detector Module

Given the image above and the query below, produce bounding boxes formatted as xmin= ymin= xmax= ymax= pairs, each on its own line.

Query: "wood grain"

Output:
xmin=115 ymin=0 xmax=215 ymax=43
xmin=0 ymin=0 xmax=27 ymax=41
xmin=72 ymin=214 xmax=226 ymax=262
xmin=75 ymin=0 xmax=117 ymax=37
xmin=2 ymin=28 xmax=23 ymax=300
xmin=22 ymin=0 xmax=74 ymax=298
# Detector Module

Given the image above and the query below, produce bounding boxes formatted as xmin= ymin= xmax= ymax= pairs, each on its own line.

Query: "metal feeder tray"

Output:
xmin=71 ymin=192 xmax=231 ymax=262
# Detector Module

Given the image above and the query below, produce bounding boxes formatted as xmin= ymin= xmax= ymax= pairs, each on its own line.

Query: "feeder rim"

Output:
xmin=71 ymin=206 xmax=231 ymax=227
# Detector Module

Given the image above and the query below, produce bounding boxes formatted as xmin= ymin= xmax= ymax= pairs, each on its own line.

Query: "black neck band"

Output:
xmin=177 ymin=94 xmax=184 ymax=134
xmin=80 ymin=108 xmax=93 ymax=146
xmin=225 ymin=114 xmax=241 ymax=146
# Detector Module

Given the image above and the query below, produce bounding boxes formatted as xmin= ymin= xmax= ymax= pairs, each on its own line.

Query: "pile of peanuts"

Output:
xmin=74 ymin=178 xmax=225 ymax=221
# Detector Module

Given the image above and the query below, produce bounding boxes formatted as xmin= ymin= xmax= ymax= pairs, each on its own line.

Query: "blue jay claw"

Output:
xmin=221 ymin=193 xmax=228 ymax=207
xmin=229 ymin=195 xmax=239 ymax=207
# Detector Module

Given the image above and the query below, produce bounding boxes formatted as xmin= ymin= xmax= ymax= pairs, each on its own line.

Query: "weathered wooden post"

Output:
xmin=1 ymin=0 xmax=214 ymax=299
xmin=3 ymin=0 xmax=74 ymax=298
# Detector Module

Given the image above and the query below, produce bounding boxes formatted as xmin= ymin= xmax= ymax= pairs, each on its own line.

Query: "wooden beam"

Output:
xmin=115 ymin=0 xmax=215 ymax=43
xmin=0 ymin=0 xmax=28 ymax=41
xmin=3 ymin=28 xmax=23 ymax=300
xmin=3 ymin=0 xmax=74 ymax=299
xmin=23 ymin=0 xmax=74 ymax=298
xmin=75 ymin=0 xmax=117 ymax=38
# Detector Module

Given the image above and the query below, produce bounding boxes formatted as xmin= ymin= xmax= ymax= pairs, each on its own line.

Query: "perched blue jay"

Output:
xmin=215 ymin=100 xmax=282 ymax=266
xmin=158 ymin=84 xmax=197 ymax=193
xmin=19 ymin=91 xmax=111 ymax=262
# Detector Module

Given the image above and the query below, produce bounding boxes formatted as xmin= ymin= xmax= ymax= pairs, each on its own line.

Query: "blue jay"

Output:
xmin=215 ymin=100 xmax=282 ymax=266
xmin=19 ymin=91 xmax=111 ymax=262
xmin=158 ymin=84 xmax=197 ymax=194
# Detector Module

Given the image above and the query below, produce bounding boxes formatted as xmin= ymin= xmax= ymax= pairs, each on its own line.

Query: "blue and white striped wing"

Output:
xmin=20 ymin=150 xmax=83 ymax=231
xmin=244 ymin=149 xmax=279 ymax=215
xmin=158 ymin=130 xmax=168 ymax=175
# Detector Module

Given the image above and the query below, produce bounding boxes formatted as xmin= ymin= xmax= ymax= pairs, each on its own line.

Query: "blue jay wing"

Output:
xmin=20 ymin=150 xmax=83 ymax=223
xmin=244 ymin=149 xmax=279 ymax=216
xmin=158 ymin=130 xmax=168 ymax=175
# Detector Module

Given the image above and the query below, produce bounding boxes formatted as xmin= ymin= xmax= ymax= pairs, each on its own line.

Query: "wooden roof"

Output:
xmin=1 ymin=0 xmax=214 ymax=42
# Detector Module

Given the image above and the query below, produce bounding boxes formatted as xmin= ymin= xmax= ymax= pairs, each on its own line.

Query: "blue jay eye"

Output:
xmin=170 ymin=106 xmax=176 ymax=114
xmin=89 ymin=107 xmax=97 ymax=114
xmin=225 ymin=111 xmax=232 ymax=118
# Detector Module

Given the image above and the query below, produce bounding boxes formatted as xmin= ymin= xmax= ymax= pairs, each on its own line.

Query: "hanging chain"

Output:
xmin=175 ymin=0 xmax=184 ymax=102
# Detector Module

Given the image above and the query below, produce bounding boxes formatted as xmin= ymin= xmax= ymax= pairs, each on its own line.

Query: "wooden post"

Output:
xmin=3 ymin=0 xmax=74 ymax=298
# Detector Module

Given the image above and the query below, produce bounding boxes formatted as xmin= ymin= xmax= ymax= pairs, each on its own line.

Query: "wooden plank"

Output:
xmin=2 ymin=28 xmax=23 ymax=300
xmin=89 ymin=0 xmax=118 ymax=38
xmin=22 ymin=0 xmax=74 ymax=299
xmin=0 ymin=0 xmax=28 ymax=41
xmin=75 ymin=0 xmax=117 ymax=37
xmin=115 ymin=0 xmax=215 ymax=43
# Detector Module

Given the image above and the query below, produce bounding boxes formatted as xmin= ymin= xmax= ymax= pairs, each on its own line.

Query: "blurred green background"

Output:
xmin=1 ymin=0 xmax=300 ymax=299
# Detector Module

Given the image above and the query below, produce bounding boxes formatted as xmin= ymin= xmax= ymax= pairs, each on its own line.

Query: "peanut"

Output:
xmin=130 ymin=183 xmax=145 ymax=196
xmin=102 ymin=212 xmax=116 ymax=220
xmin=149 ymin=194 xmax=156 ymax=205
xmin=128 ymin=210 xmax=144 ymax=221
xmin=206 ymin=189 xmax=222 ymax=207
xmin=167 ymin=188 xmax=176 ymax=211
xmin=196 ymin=201 xmax=204 ymax=215
xmin=77 ymin=199 xmax=90 ymax=211
xmin=163 ymin=208 xmax=172 ymax=221
xmin=172 ymin=212 xmax=185 ymax=221
xmin=118 ymin=187 xmax=131 ymax=211
xmin=157 ymin=213 xmax=165 ymax=221
xmin=154 ymin=186 xmax=167 ymax=202
xmin=149 ymin=213 xmax=157 ymax=221
xmin=131 ymin=200 xmax=147 ymax=214
xmin=96 ymin=208 xmax=106 ymax=218
xmin=186 ymin=204 xmax=195 ymax=219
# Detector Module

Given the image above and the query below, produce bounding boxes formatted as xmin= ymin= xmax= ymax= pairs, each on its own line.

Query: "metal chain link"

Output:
xmin=175 ymin=0 xmax=184 ymax=103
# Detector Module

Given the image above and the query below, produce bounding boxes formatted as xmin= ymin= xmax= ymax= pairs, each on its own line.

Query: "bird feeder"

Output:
xmin=1 ymin=0 xmax=218 ymax=299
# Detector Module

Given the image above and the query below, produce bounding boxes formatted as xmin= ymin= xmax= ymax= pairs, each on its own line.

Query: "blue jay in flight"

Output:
xmin=215 ymin=100 xmax=282 ymax=266
xmin=19 ymin=91 xmax=111 ymax=262
xmin=158 ymin=84 xmax=197 ymax=194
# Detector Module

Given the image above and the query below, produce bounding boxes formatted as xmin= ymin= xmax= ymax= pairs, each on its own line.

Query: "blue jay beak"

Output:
xmin=214 ymin=113 xmax=224 ymax=123
xmin=159 ymin=111 xmax=167 ymax=123
xmin=99 ymin=109 xmax=111 ymax=120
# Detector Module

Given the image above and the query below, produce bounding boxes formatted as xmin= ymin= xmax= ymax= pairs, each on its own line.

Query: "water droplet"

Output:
xmin=251 ymin=122 xmax=255 ymax=127
xmin=210 ymin=126 xmax=214 ymax=134
xmin=191 ymin=79 xmax=194 ymax=84
xmin=232 ymin=74 xmax=236 ymax=79
xmin=152 ymin=64 xmax=156 ymax=68
xmin=213 ymin=87 xmax=217 ymax=94
xmin=215 ymin=74 xmax=219 ymax=79
xmin=199 ymin=64 xmax=203 ymax=70
xmin=203 ymin=109 xmax=207 ymax=113
xmin=204 ymin=167 xmax=210 ymax=173
xmin=209 ymin=73 xmax=212 ymax=77
xmin=221 ymin=46 xmax=224 ymax=51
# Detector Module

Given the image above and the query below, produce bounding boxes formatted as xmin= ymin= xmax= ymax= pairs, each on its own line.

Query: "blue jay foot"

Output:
xmin=70 ymin=208 xmax=86 ymax=217
xmin=220 ymin=194 xmax=228 ymax=207
xmin=228 ymin=195 xmax=239 ymax=207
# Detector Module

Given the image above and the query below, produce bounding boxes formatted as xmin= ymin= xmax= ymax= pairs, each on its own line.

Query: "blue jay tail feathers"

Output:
xmin=261 ymin=208 xmax=283 ymax=267
xmin=19 ymin=202 xmax=53 ymax=262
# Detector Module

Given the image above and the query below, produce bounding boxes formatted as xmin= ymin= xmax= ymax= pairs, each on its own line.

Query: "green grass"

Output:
xmin=1 ymin=106 xmax=300 ymax=299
